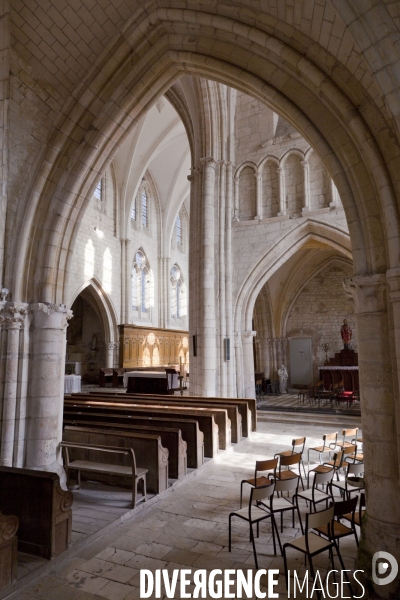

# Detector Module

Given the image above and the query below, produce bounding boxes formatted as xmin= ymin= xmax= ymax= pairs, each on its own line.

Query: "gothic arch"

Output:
xmin=8 ymin=6 xmax=400 ymax=303
xmin=235 ymin=220 xmax=352 ymax=334
xmin=69 ymin=277 xmax=119 ymax=344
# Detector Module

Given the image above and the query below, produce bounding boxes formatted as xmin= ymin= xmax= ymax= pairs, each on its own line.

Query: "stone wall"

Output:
xmin=286 ymin=265 xmax=356 ymax=381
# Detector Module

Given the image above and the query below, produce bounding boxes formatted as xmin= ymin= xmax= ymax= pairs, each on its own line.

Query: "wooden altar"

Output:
xmin=319 ymin=349 xmax=359 ymax=391
xmin=119 ymin=325 xmax=189 ymax=369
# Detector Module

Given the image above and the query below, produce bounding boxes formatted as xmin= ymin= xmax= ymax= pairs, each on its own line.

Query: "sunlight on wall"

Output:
xmin=84 ymin=239 xmax=95 ymax=280
xmin=153 ymin=346 xmax=160 ymax=366
xmin=143 ymin=347 xmax=151 ymax=366
xmin=103 ymin=248 xmax=112 ymax=294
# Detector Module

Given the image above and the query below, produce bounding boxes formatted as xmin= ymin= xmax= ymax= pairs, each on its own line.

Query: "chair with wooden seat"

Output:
xmin=229 ymin=483 xmax=277 ymax=569
xmin=275 ymin=453 xmax=305 ymax=490
xmin=343 ymin=492 xmax=365 ymax=545
xmin=314 ymin=496 xmax=359 ymax=547
xmin=337 ymin=428 xmax=359 ymax=449
xmin=331 ymin=462 xmax=364 ymax=499
xmin=261 ymin=477 xmax=302 ymax=555
xmin=296 ymin=467 xmax=334 ymax=520
xmin=283 ymin=506 xmax=353 ymax=600
xmin=240 ymin=458 xmax=278 ymax=508
xmin=307 ymin=432 xmax=338 ymax=467
xmin=276 ymin=437 xmax=307 ymax=480
xmin=319 ymin=445 xmax=357 ymax=482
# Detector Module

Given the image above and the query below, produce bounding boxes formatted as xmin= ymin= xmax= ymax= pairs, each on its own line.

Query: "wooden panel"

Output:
xmin=0 ymin=468 xmax=72 ymax=559
xmin=119 ymin=325 xmax=189 ymax=369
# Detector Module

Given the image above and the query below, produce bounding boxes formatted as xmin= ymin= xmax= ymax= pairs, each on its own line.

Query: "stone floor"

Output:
xmin=257 ymin=394 xmax=361 ymax=416
xmin=8 ymin=415 xmax=364 ymax=600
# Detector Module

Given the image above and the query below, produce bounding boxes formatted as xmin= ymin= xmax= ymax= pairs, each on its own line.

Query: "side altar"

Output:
xmin=318 ymin=348 xmax=359 ymax=392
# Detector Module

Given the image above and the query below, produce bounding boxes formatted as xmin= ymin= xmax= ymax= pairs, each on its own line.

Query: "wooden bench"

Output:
xmin=63 ymin=426 xmax=169 ymax=494
xmin=119 ymin=394 xmax=241 ymax=443
xmin=86 ymin=390 xmax=256 ymax=436
xmin=0 ymin=510 xmax=18 ymax=590
xmin=70 ymin=393 xmax=230 ymax=449
xmin=99 ymin=368 xmax=114 ymax=387
xmin=113 ymin=368 xmax=126 ymax=388
xmin=61 ymin=441 xmax=147 ymax=507
xmin=64 ymin=407 xmax=203 ymax=469
xmin=0 ymin=467 xmax=73 ymax=559
xmin=64 ymin=397 xmax=219 ymax=458
xmin=63 ymin=416 xmax=187 ymax=479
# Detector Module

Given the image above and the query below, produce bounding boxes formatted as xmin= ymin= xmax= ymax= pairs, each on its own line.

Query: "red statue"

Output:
xmin=340 ymin=319 xmax=352 ymax=349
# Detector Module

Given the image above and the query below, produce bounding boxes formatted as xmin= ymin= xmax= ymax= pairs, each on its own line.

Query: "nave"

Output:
xmin=11 ymin=414 xmax=362 ymax=600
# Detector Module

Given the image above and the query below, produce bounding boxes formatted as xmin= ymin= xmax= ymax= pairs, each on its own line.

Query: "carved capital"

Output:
xmin=301 ymin=160 xmax=308 ymax=169
xmin=343 ymin=274 xmax=386 ymax=314
xmin=200 ymin=157 xmax=216 ymax=169
xmin=29 ymin=303 xmax=73 ymax=330
xmin=242 ymin=330 xmax=256 ymax=340
xmin=0 ymin=303 xmax=28 ymax=330
xmin=254 ymin=172 xmax=262 ymax=181
xmin=276 ymin=167 xmax=283 ymax=175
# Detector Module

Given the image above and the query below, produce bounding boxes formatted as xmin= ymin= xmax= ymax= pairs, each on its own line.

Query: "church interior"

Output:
xmin=0 ymin=1 xmax=399 ymax=598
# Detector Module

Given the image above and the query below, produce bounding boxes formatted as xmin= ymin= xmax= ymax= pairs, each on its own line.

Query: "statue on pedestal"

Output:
xmin=340 ymin=319 xmax=352 ymax=349
xmin=277 ymin=364 xmax=288 ymax=394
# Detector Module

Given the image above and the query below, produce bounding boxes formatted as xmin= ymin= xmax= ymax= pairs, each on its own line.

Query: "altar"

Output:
xmin=318 ymin=348 xmax=359 ymax=391
xmin=318 ymin=366 xmax=359 ymax=392
xmin=124 ymin=371 xmax=179 ymax=394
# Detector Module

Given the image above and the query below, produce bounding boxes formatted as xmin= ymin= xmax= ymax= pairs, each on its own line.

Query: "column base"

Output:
xmin=26 ymin=461 xmax=68 ymax=490
xmin=277 ymin=211 xmax=286 ymax=217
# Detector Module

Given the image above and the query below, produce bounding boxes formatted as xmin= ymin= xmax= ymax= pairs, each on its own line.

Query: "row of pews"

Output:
xmin=0 ymin=390 xmax=255 ymax=592
xmin=63 ymin=391 xmax=256 ymax=499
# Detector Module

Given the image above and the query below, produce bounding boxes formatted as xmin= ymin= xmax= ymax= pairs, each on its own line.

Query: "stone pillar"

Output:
xmin=233 ymin=176 xmax=240 ymax=222
xmin=225 ymin=162 xmax=236 ymax=397
xmin=188 ymin=168 xmax=200 ymax=393
xmin=344 ymin=275 xmax=400 ymax=598
xmin=218 ymin=161 xmax=227 ymax=396
xmin=200 ymin=157 xmax=217 ymax=396
xmin=234 ymin=332 xmax=243 ymax=398
xmin=329 ymin=178 xmax=338 ymax=209
xmin=105 ymin=342 xmax=115 ymax=368
xmin=387 ymin=267 xmax=400 ymax=475
xmin=120 ymin=238 xmax=126 ymax=322
xmin=242 ymin=331 xmax=256 ymax=398
xmin=0 ymin=304 xmax=27 ymax=466
xmin=301 ymin=160 xmax=310 ymax=213
xmin=255 ymin=172 xmax=262 ymax=220
xmin=27 ymin=303 xmax=72 ymax=486
xmin=276 ymin=167 xmax=286 ymax=216
xmin=124 ymin=239 xmax=131 ymax=323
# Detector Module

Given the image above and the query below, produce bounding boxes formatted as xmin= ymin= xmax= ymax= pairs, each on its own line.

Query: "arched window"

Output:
xmin=171 ymin=265 xmax=186 ymax=320
xmin=142 ymin=190 xmax=148 ymax=226
xmin=176 ymin=215 xmax=182 ymax=245
xmin=94 ymin=179 xmax=102 ymax=200
xmin=132 ymin=250 xmax=152 ymax=318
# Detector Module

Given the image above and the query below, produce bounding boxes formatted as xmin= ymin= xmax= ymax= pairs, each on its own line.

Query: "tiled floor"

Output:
xmin=9 ymin=416 xmax=364 ymax=600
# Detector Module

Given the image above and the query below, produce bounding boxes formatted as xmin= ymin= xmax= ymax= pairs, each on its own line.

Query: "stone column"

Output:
xmin=255 ymin=172 xmax=262 ymax=220
xmin=387 ymin=267 xmax=400 ymax=475
xmin=124 ymin=239 xmax=131 ymax=323
xmin=26 ymin=303 xmax=72 ymax=486
xmin=218 ymin=161 xmax=227 ymax=396
xmin=120 ymin=238 xmax=126 ymax=322
xmin=242 ymin=331 xmax=256 ymax=398
xmin=0 ymin=304 xmax=27 ymax=466
xmin=225 ymin=162 xmax=236 ymax=397
xmin=344 ymin=275 xmax=400 ymax=597
xmin=200 ymin=157 xmax=217 ymax=396
xmin=301 ymin=160 xmax=310 ymax=213
xmin=233 ymin=176 xmax=240 ymax=222
xmin=188 ymin=168 xmax=200 ymax=392
xmin=276 ymin=167 xmax=286 ymax=216
xmin=105 ymin=342 xmax=115 ymax=368
xmin=329 ymin=178 xmax=338 ymax=209
xmin=234 ymin=332 xmax=243 ymax=397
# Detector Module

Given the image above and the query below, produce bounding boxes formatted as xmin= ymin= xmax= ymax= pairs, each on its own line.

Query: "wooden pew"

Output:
xmin=0 ymin=510 xmax=18 ymax=590
xmin=64 ymin=426 xmax=169 ymax=494
xmin=86 ymin=390 xmax=256 ymax=435
xmin=71 ymin=393 xmax=230 ymax=450
xmin=63 ymin=416 xmax=187 ymax=479
xmin=99 ymin=368 xmax=113 ymax=387
xmin=64 ymin=398 xmax=219 ymax=458
xmin=69 ymin=394 xmax=230 ymax=450
xmin=106 ymin=393 xmax=242 ymax=442
xmin=64 ymin=408 xmax=203 ymax=469
xmin=0 ymin=467 xmax=73 ymax=559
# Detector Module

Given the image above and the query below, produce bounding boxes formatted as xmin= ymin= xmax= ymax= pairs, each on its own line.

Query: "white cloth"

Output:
xmin=64 ymin=375 xmax=81 ymax=393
